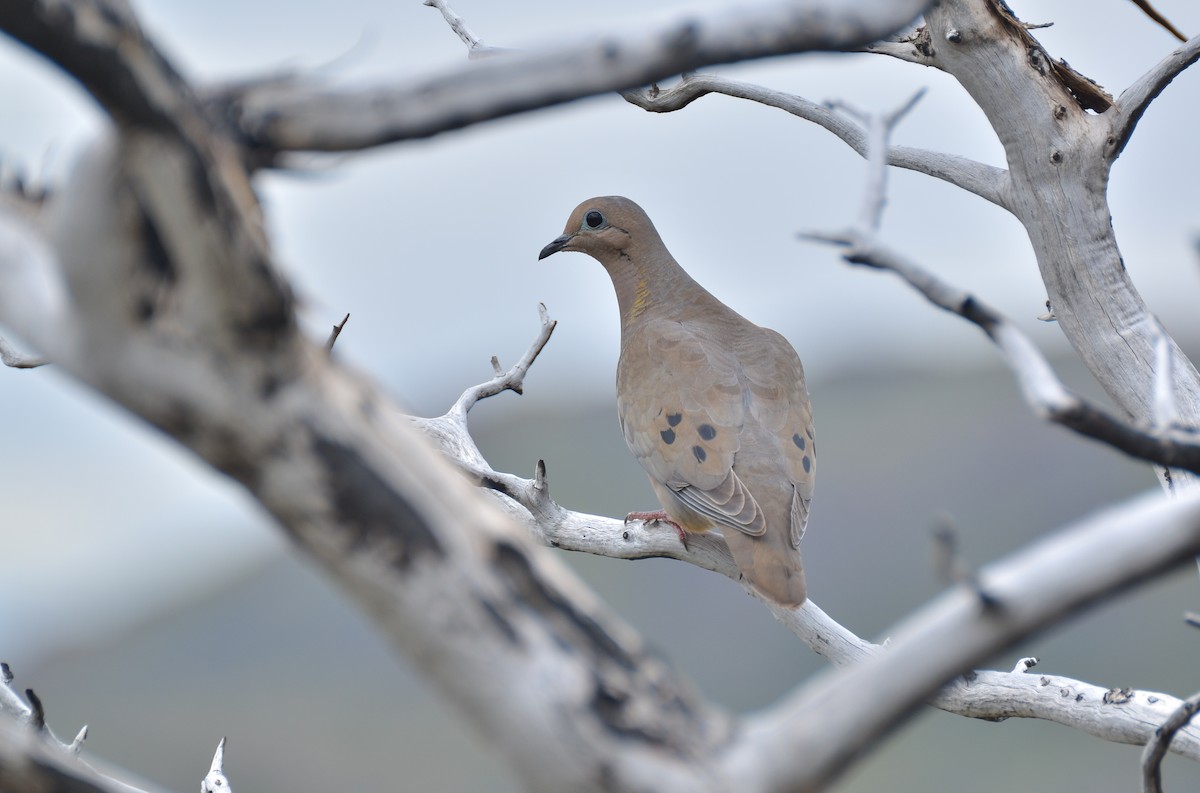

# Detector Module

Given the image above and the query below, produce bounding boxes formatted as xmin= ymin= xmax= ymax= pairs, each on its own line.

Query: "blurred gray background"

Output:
xmin=2 ymin=1 xmax=1200 ymax=790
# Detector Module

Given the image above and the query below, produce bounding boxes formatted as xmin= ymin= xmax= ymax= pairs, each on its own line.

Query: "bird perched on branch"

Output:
xmin=539 ymin=196 xmax=815 ymax=606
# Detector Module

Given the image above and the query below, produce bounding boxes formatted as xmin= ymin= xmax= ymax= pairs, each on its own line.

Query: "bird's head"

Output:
xmin=538 ymin=196 xmax=653 ymax=263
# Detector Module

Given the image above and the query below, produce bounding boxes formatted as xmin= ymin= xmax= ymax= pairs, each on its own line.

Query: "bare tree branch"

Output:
xmin=417 ymin=4 xmax=1008 ymax=216
xmin=1108 ymin=33 xmax=1200 ymax=161
xmin=1143 ymin=690 xmax=1200 ymax=793
xmin=0 ymin=4 xmax=737 ymax=787
xmin=864 ymin=25 xmax=939 ymax=67
xmin=825 ymin=88 xmax=927 ymax=232
xmin=0 ymin=337 xmax=47 ymax=369
xmin=422 ymin=0 xmax=511 ymax=60
xmin=632 ymin=74 xmax=1009 ymax=208
xmin=210 ymin=0 xmax=931 ymax=157
xmin=622 ymin=71 xmax=1006 ymax=206
xmin=919 ymin=0 xmax=1200 ymax=492
xmin=808 ymin=229 xmax=1200 ymax=474
xmin=0 ymin=717 xmax=160 ymax=793
xmin=446 ymin=303 xmax=556 ymax=421
xmin=1129 ymin=0 xmax=1188 ymax=43
xmin=201 ymin=738 xmax=232 ymax=793
xmin=729 ymin=488 xmax=1200 ymax=790
xmin=0 ymin=664 xmax=153 ymax=793
xmin=324 ymin=313 xmax=349 ymax=353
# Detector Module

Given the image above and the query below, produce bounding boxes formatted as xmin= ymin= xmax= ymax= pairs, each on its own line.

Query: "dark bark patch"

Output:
xmin=314 ymin=436 xmax=444 ymax=568
xmin=478 ymin=596 xmax=520 ymax=646
xmin=492 ymin=540 xmax=634 ymax=670
xmin=590 ymin=676 xmax=670 ymax=747
xmin=138 ymin=207 xmax=176 ymax=284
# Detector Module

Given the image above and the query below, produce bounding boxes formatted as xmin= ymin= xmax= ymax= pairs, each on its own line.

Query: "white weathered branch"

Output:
xmin=201 ymin=738 xmax=232 ymax=793
xmin=204 ymin=0 xmax=933 ymax=156
xmin=863 ymin=25 xmax=939 ymax=67
xmin=920 ymin=1 xmax=1200 ymax=490
xmin=0 ymin=717 xmax=156 ymax=793
xmin=0 ymin=664 xmax=153 ymax=793
xmin=419 ymin=3 xmax=1003 ymax=207
xmin=728 ymin=489 xmax=1200 ymax=790
xmin=1107 ymin=33 xmax=1200 ymax=160
xmin=824 ymin=89 xmax=927 ymax=233
xmin=0 ymin=337 xmax=46 ymax=368
xmin=802 ymin=84 xmax=1200 ymax=477
xmin=422 ymin=0 xmax=511 ymax=60
xmin=622 ymin=74 xmax=1007 ymax=208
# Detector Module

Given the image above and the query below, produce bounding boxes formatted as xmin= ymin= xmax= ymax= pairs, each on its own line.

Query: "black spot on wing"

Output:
xmin=667 ymin=413 xmax=683 ymax=427
xmin=693 ymin=445 xmax=707 ymax=463
xmin=792 ymin=432 xmax=806 ymax=451
xmin=698 ymin=424 xmax=716 ymax=441
xmin=802 ymin=455 xmax=811 ymax=474
xmin=660 ymin=428 xmax=676 ymax=445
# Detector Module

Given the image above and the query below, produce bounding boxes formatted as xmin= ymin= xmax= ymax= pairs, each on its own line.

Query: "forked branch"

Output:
xmin=1108 ymin=34 xmax=1200 ymax=160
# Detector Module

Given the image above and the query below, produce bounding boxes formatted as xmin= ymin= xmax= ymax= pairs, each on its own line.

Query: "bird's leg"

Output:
xmin=624 ymin=510 xmax=689 ymax=550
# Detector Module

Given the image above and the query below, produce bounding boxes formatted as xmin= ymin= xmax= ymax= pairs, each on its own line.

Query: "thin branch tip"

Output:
xmin=325 ymin=312 xmax=350 ymax=353
xmin=1142 ymin=689 xmax=1200 ymax=792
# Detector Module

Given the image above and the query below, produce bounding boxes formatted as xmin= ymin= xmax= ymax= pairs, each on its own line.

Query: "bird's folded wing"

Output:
xmin=742 ymin=327 xmax=816 ymax=548
xmin=617 ymin=319 xmax=766 ymax=537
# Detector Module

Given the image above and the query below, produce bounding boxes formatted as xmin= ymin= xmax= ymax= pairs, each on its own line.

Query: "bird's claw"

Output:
xmin=623 ymin=510 xmax=689 ymax=551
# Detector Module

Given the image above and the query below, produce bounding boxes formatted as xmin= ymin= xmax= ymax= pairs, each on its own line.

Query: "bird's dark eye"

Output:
xmin=585 ymin=210 xmax=604 ymax=229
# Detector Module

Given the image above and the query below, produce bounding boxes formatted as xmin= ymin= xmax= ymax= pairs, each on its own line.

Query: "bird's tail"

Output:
xmin=722 ymin=527 xmax=807 ymax=606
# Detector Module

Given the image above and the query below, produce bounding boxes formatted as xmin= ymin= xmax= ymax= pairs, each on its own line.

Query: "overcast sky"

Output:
xmin=1 ymin=0 xmax=1197 ymax=663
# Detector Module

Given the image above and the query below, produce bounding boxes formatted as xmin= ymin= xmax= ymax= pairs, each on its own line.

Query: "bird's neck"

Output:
xmin=604 ymin=249 xmax=707 ymax=336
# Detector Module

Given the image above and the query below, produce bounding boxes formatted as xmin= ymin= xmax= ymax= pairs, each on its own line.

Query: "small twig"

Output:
xmin=202 ymin=737 xmax=233 ymax=793
xmin=1143 ymin=690 xmax=1200 ymax=793
xmin=804 ymin=227 xmax=1200 ymax=475
xmin=1108 ymin=33 xmax=1200 ymax=160
xmin=931 ymin=516 xmax=1000 ymax=608
xmin=25 ymin=688 xmax=45 ymax=730
xmin=324 ymin=312 xmax=350 ymax=353
xmin=0 ymin=662 xmax=181 ymax=791
xmin=0 ymin=335 xmax=49 ymax=368
xmin=831 ymin=88 xmax=924 ymax=233
xmin=626 ymin=74 xmax=1007 ymax=209
xmin=1129 ymin=0 xmax=1188 ymax=43
xmin=447 ymin=303 xmax=556 ymax=420
xmin=1011 ymin=656 xmax=1039 ymax=673
xmin=423 ymin=0 xmax=483 ymax=52
xmin=422 ymin=2 xmax=1005 ymax=210
xmin=1184 ymin=612 xmax=1200 ymax=630
xmin=931 ymin=515 xmax=968 ymax=585
xmin=68 ymin=725 xmax=89 ymax=755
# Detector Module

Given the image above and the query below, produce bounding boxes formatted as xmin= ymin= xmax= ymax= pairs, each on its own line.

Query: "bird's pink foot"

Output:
xmin=624 ymin=510 xmax=689 ymax=550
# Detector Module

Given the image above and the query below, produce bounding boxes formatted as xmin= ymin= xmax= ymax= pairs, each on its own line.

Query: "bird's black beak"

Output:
xmin=538 ymin=234 xmax=572 ymax=260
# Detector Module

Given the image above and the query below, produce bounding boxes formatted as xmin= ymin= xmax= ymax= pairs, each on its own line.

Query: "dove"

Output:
xmin=539 ymin=196 xmax=815 ymax=606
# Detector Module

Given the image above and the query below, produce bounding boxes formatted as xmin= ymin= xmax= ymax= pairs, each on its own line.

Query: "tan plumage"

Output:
xmin=539 ymin=196 xmax=815 ymax=606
